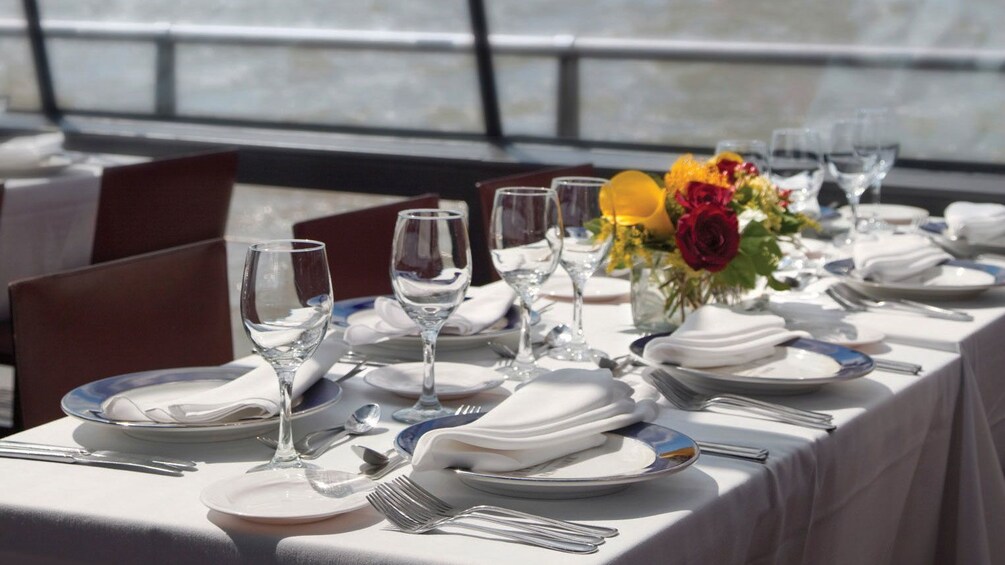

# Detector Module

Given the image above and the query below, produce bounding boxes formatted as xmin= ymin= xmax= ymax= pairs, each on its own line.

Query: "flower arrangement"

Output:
xmin=599 ymin=152 xmax=814 ymax=327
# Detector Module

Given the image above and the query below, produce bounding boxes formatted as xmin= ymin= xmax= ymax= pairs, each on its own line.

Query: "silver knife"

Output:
xmin=0 ymin=441 xmax=198 ymax=470
xmin=0 ymin=445 xmax=183 ymax=475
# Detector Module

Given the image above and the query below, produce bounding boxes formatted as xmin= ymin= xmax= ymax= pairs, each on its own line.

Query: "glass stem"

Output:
xmin=847 ymin=193 xmax=861 ymax=238
xmin=571 ymin=279 xmax=586 ymax=347
xmin=272 ymin=367 xmax=298 ymax=464
xmin=873 ymin=179 xmax=883 ymax=206
xmin=417 ymin=328 xmax=441 ymax=410
xmin=516 ymin=295 xmax=535 ymax=368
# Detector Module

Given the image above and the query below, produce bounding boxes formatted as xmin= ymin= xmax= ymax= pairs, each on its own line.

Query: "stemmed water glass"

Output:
xmin=715 ymin=139 xmax=769 ymax=172
xmin=390 ymin=209 xmax=472 ymax=423
xmin=547 ymin=177 xmax=613 ymax=362
xmin=856 ymin=107 xmax=899 ymax=230
xmin=826 ymin=118 xmax=880 ymax=242
xmin=490 ymin=187 xmax=563 ymax=381
xmin=241 ymin=239 xmax=333 ymax=472
xmin=768 ymin=128 xmax=825 ymax=220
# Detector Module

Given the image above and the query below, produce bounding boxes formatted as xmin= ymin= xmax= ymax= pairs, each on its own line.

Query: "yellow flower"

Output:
xmin=601 ymin=170 xmax=673 ymax=238
xmin=663 ymin=154 xmax=728 ymax=196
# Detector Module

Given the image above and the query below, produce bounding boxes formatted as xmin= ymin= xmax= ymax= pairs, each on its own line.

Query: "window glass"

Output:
xmin=0 ymin=0 xmax=41 ymax=112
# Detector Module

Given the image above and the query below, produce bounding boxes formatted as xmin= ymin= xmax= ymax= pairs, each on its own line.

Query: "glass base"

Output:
xmin=393 ymin=404 xmax=453 ymax=424
xmin=547 ymin=344 xmax=607 ymax=362
xmin=495 ymin=363 xmax=551 ymax=382
xmin=247 ymin=455 xmax=318 ymax=474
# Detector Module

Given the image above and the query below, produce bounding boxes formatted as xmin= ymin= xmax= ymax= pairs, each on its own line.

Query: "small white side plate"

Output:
xmin=200 ymin=468 xmax=371 ymax=525
xmin=364 ymin=362 xmax=505 ymax=400
xmin=840 ymin=203 xmax=929 ymax=226
xmin=539 ymin=272 xmax=631 ymax=302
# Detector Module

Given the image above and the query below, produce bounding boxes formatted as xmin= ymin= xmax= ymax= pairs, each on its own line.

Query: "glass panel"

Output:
xmin=0 ymin=0 xmax=41 ymax=112
xmin=48 ymin=40 xmax=156 ymax=113
xmin=488 ymin=0 xmax=1005 ymax=164
xmin=492 ymin=56 xmax=555 ymax=137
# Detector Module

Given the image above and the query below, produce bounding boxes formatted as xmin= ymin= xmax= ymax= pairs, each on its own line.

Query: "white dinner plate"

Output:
xmin=364 ymin=362 xmax=504 ymax=400
xmin=61 ymin=367 xmax=342 ymax=442
xmin=395 ymin=414 xmax=698 ymax=499
xmin=332 ymin=296 xmax=522 ymax=352
xmin=539 ymin=272 xmax=631 ymax=302
xmin=630 ymin=335 xmax=874 ymax=394
xmin=840 ymin=203 xmax=929 ymax=227
xmin=200 ymin=468 xmax=371 ymax=524
xmin=785 ymin=319 xmax=885 ymax=348
xmin=0 ymin=153 xmax=83 ymax=178
xmin=921 ymin=220 xmax=1005 ymax=255
xmin=823 ymin=258 xmax=1005 ymax=300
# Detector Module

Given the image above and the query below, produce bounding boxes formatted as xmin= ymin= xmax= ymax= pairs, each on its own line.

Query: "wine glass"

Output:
xmin=489 ymin=187 xmax=563 ymax=381
xmin=826 ymin=118 xmax=880 ymax=242
xmin=241 ymin=239 xmax=333 ymax=472
xmin=856 ymin=107 xmax=899 ymax=230
xmin=715 ymin=139 xmax=769 ymax=172
xmin=547 ymin=177 xmax=613 ymax=362
xmin=769 ymin=128 xmax=825 ymax=220
xmin=390 ymin=209 xmax=472 ymax=423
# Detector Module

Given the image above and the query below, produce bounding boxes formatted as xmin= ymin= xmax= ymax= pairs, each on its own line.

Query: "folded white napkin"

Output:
xmin=852 ymin=234 xmax=951 ymax=282
xmin=342 ymin=280 xmax=516 ymax=346
xmin=945 ymin=201 xmax=1005 ymax=245
xmin=410 ymin=368 xmax=658 ymax=472
xmin=643 ymin=305 xmax=809 ymax=369
xmin=0 ymin=132 xmax=65 ymax=170
xmin=100 ymin=334 xmax=348 ymax=424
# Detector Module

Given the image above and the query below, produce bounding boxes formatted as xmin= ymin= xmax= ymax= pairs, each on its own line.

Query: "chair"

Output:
xmin=90 ymin=149 xmax=238 ymax=264
xmin=9 ymin=238 xmax=233 ymax=430
xmin=473 ymin=164 xmax=595 ymax=282
xmin=292 ymin=193 xmax=440 ymax=300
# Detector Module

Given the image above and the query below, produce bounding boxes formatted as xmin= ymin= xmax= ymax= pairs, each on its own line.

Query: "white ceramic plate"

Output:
xmin=332 ymin=296 xmax=522 ymax=353
xmin=61 ymin=367 xmax=342 ymax=442
xmin=823 ymin=258 xmax=1005 ymax=300
xmin=539 ymin=272 xmax=631 ymax=302
xmin=630 ymin=335 xmax=874 ymax=394
xmin=786 ymin=319 xmax=885 ymax=348
xmin=840 ymin=203 xmax=929 ymax=227
xmin=921 ymin=221 xmax=1005 ymax=255
xmin=364 ymin=362 xmax=504 ymax=400
xmin=395 ymin=414 xmax=698 ymax=499
xmin=200 ymin=468 xmax=371 ymax=524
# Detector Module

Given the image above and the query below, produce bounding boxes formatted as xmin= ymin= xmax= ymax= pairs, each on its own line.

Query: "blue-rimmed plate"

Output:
xmin=332 ymin=295 xmax=522 ymax=352
xmin=823 ymin=258 xmax=1005 ymax=300
xmin=395 ymin=413 xmax=698 ymax=499
xmin=62 ymin=367 xmax=342 ymax=442
xmin=631 ymin=334 xmax=874 ymax=395
xmin=921 ymin=220 xmax=1005 ymax=256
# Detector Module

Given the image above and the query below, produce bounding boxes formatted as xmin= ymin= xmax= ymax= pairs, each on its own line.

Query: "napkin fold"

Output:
xmin=342 ymin=280 xmax=516 ymax=346
xmin=852 ymin=234 xmax=951 ymax=282
xmin=945 ymin=201 xmax=1005 ymax=245
xmin=0 ymin=132 xmax=65 ymax=170
xmin=100 ymin=334 xmax=348 ymax=424
xmin=642 ymin=305 xmax=809 ymax=369
xmin=410 ymin=368 xmax=658 ymax=472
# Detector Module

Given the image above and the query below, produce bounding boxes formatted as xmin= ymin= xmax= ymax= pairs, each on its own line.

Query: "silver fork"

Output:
xmin=830 ymin=283 xmax=972 ymax=321
xmin=649 ymin=369 xmax=836 ymax=431
xmin=454 ymin=404 xmax=482 ymax=416
xmin=389 ymin=476 xmax=618 ymax=538
xmin=367 ymin=488 xmax=598 ymax=554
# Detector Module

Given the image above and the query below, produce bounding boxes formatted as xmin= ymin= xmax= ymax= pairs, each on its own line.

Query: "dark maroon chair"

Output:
xmin=473 ymin=164 xmax=595 ymax=282
xmin=9 ymin=238 xmax=233 ymax=430
xmin=90 ymin=149 xmax=237 ymax=263
xmin=292 ymin=193 xmax=440 ymax=301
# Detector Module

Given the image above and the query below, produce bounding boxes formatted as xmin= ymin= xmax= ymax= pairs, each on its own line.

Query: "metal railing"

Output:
xmin=1 ymin=18 xmax=1004 ymax=139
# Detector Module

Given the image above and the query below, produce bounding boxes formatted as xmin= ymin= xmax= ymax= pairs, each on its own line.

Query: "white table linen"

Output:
xmin=0 ymin=297 xmax=1003 ymax=564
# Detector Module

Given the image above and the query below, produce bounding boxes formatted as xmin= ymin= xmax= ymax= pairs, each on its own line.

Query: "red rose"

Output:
xmin=715 ymin=159 xmax=760 ymax=183
xmin=676 ymin=181 xmax=733 ymax=211
xmin=675 ymin=203 xmax=740 ymax=272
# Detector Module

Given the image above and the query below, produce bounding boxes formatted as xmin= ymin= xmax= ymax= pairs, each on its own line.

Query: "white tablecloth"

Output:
xmin=0 ymin=296 xmax=1003 ymax=564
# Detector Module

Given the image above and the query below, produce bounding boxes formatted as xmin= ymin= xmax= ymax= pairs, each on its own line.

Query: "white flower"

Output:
xmin=738 ymin=208 xmax=767 ymax=231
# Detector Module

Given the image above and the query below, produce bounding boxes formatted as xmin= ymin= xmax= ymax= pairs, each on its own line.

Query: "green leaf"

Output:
xmin=717 ymin=252 xmax=757 ymax=288
xmin=766 ymin=275 xmax=791 ymax=291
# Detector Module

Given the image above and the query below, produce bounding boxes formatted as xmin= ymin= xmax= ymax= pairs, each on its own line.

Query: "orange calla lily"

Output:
xmin=601 ymin=170 xmax=673 ymax=238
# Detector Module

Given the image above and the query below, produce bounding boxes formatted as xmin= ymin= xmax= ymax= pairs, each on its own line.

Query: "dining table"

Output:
xmin=1 ymin=258 xmax=1005 ymax=564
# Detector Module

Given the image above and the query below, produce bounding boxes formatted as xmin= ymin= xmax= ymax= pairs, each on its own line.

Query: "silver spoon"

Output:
xmin=257 ymin=403 xmax=381 ymax=458
xmin=544 ymin=324 xmax=573 ymax=348
xmin=350 ymin=445 xmax=408 ymax=479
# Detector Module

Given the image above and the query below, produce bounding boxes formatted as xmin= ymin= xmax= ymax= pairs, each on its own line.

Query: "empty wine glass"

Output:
xmin=769 ymin=128 xmax=825 ymax=220
xmin=241 ymin=239 xmax=333 ymax=472
xmin=548 ymin=177 xmax=613 ymax=362
xmin=826 ymin=118 xmax=880 ymax=242
xmin=715 ymin=139 xmax=769 ymax=172
xmin=856 ymin=107 xmax=899 ymax=230
xmin=390 ymin=209 xmax=472 ymax=423
xmin=490 ymin=187 xmax=563 ymax=381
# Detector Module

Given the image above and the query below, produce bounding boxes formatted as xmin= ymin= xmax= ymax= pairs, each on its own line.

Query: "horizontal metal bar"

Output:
xmin=0 ymin=18 xmax=1001 ymax=71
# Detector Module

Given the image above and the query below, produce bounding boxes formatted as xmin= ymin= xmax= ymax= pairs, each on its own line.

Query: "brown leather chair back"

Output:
xmin=292 ymin=194 xmax=440 ymax=300
xmin=91 ymin=149 xmax=237 ymax=264
xmin=10 ymin=238 xmax=233 ymax=430
xmin=474 ymin=164 xmax=595 ymax=281
xmin=0 ymin=181 xmax=9 ymax=366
